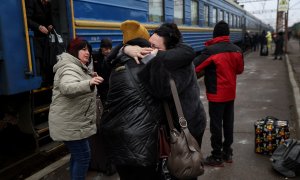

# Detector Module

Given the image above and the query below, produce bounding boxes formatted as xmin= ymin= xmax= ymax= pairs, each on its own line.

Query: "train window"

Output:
xmin=191 ymin=0 xmax=199 ymax=25
xmin=204 ymin=4 xmax=209 ymax=27
xmin=219 ymin=10 xmax=224 ymax=21
xmin=174 ymin=0 xmax=184 ymax=25
xmin=212 ymin=8 xmax=217 ymax=26
xmin=237 ymin=16 xmax=240 ymax=28
xmin=231 ymin=14 xmax=234 ymax=27
xmin=224 ymin=12 xmax=228 ymax=24
xmin=149 ymin=0 xmax=164 ymax=22
xmin=233 ymin=15 xmax=236 ymax=28
xmin=227 ymin=13 xmax=230 ymax=26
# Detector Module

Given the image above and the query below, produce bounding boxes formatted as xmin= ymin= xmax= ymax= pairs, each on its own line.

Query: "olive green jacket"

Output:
xmin=49 ymin=53 xmax=97 ymax=141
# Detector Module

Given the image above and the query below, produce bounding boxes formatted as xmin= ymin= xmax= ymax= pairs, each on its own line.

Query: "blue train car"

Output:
xmin=0 ymin=0 xmax=271 ymax=178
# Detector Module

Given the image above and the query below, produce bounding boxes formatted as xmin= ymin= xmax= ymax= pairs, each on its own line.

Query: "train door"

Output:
xmin=26 ymin=0 xmax=73 ymax=153
xmin=0 ymin=0 xmax=73 ymax=178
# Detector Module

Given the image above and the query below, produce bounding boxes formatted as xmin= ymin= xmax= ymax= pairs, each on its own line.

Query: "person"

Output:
xmin=48 ymin=37 xmax=104 ymax=180
xmin=193 ymin=20 xmax=244 ymax=167
xmin=266 ymin=31 xmax=272 ymax=54
xmin=26 ymin=0 xmax=53 ymax=83
xmin=260 ymin=30 xmax=268 ymax=56
xmin=100 ymin=20 xmax=162 ymax=180
xmin=93 ymin=38 xmax=113 ymax=104
xmin=274 ymin=32 xmax=284 ymax=60
xmin=122 ymin=22 xmax=207 ymax=180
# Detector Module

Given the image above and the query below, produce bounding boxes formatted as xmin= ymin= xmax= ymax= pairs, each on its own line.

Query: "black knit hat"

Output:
xmin=100 ymin=38 xmax=112 ymax=48
xmin=213 ymin=20 xmax=230 ymax=38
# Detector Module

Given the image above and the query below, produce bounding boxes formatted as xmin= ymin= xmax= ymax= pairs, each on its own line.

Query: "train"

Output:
xmin=0 ymin=0 xmax=272 ymax=178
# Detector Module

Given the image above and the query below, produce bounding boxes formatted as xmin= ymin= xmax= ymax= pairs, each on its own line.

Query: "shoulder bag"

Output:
xmin=164 ymin=78 xmax=204 ymax=179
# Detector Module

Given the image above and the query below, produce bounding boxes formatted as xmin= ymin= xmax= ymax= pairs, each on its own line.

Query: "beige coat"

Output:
xmin=49 ymin=53 xmax=97 ymax=141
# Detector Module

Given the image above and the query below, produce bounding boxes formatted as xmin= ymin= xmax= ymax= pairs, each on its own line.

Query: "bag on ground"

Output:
xmin=270 ymin=139 xmax=300 ymax=178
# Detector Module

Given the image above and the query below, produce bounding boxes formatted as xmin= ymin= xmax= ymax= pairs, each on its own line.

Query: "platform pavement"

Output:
xmin=285 ymin=38 xmax=300 ymax=137
xmin=26 ymin=38 xmax=300 ymax=180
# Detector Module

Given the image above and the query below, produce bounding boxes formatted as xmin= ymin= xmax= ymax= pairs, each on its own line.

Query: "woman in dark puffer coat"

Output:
xmin=100 ymin=38 xmax=163 ymax=180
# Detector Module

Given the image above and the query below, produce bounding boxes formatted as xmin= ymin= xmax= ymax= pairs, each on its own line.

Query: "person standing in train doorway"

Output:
xmin=25 ymin=0 xmax=53 ymax=84
xmin=193 ymin=20 xmax=244 ymax=167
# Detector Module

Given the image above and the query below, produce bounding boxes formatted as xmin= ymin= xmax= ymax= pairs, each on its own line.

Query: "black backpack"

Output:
xmin=270 ymin=139 xmax=300 ymax=177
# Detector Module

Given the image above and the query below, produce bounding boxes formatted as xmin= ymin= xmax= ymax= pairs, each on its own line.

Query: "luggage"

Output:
xmin=270 ymin=139 xmax=300 ymax=178
xmin=254 ymin=116 xmax=290 ymax=155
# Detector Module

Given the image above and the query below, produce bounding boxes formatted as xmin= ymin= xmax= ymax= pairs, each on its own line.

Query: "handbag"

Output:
xmin=163 ymin=78 xmax=204 ymax=179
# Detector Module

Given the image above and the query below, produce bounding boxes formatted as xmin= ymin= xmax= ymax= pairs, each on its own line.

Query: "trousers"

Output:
xmin=209 ymin=100 xmax=234 ymax=158
xmin=64 ymin=138 xmax=91 ymax=180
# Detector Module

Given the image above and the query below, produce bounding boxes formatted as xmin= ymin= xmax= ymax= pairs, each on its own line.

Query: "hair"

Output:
xmin=67 ymin=37 xmax=92 ymax=59
xmin=153 ymin=23 xmax=182 ymax=49
xmin=100 ymin=38 xmax=112 ymax=49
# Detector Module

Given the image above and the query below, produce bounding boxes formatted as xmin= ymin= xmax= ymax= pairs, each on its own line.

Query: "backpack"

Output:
xmin=270 ymin=139 xmax=300 ymax=177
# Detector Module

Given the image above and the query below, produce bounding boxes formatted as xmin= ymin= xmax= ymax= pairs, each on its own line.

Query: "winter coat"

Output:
xmin=100 ymin=55 xmax=162 ymax=167
xmin=49 ymin=53 xmax=97 ymax=141
xmin=138 ymin=43 xmax=207 ymax=146
xmin=193 ymin=36 xmax=244 ymax=102
xmin=274 ymin=35 xmax=284 ymax=55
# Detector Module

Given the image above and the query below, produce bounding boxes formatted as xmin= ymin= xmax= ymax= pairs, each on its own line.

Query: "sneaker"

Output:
xmin=204 ymin=155 xmax=224 ymax=167
xmin=222 ymin=153 xmax=233 ymax=163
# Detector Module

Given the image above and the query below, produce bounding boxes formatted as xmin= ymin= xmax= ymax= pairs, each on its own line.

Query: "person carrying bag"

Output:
xmin=163 ymin=78 xmax=204 ymax=179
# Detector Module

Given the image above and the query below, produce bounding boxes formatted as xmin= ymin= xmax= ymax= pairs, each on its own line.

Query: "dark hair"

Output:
xmin=67 ymin=37 xmax=91 ymax=59
xmin=100 ymin=38 xmax=112 ymax=49
xmin=153 ymin=23 xmax=182 ymax=49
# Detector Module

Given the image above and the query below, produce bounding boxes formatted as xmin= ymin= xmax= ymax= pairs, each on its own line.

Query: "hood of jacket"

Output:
xmin=54 ymin=52 xmax=90 ymax=73
xmin=205 ymin=36 xmax=230 ymax=47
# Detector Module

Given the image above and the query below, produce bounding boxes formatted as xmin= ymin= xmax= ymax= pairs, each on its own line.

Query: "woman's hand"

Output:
xmin=90 ymin=73 xmax=104 ymax=86
xmin=123 ymin=45 xmax=153 ymax=64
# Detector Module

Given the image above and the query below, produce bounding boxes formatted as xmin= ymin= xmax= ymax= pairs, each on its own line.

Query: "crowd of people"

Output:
xmin=22 ymin=1 xmax=293 ymax=180
xmin=45 ymin=19 xmax=244 ymax=180
xmin=28 ymin=1 xmax=283 ymax=179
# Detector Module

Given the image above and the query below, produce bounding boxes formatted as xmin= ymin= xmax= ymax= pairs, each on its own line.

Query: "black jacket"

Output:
xmin=26 ymin=0 xmax=52 ymax=37
xmin=138 ymin=44 xmax=207 ymax=146
xmin=101 ymin=54 xmax=162 ymax=166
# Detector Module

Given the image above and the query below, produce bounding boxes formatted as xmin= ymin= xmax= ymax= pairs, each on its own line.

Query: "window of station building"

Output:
xmin=204 ymin=4 xmax=209 ymax=26
xmin=174 ymin=0 xmax=184 ymax=25
xmin=212 ymin=8 xmax=217 ymax=26
xmin=149 ymin=0 xmax=164 ymax=22
xmin=191 ymin=0 xmax=199 ymax=25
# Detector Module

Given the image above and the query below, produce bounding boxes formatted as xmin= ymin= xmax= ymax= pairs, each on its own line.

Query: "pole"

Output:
xmin=276 ymin=0 xmax=279 ymax=33
xmin=284 ymin=2 xmax=289 ymax=53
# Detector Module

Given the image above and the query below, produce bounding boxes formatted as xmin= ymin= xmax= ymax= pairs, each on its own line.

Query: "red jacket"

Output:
xmin=193 ymin=36 xmax=244 ymax=102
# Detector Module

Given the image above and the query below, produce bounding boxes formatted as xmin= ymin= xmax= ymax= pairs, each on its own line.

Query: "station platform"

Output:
xmin=26 ymin=38 xmax=300 ymax=180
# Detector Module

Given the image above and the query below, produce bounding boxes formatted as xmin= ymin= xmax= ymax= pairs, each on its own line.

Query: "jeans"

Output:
xmin=209 ymin=100 xmax=234 ymax=158
xmin=64 ymin=139 xmax=91 ymax=180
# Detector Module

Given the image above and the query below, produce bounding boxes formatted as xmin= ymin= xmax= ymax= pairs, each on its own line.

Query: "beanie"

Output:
xmin=100 ymin=38 xmax=112 ymax=48
xmin=120 ymin=20 xmax=150 ymax=44
xmin=213 ymin=20 xmax=230 ymax=38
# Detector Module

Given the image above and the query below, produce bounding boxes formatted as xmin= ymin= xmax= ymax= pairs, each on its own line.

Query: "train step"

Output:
xmin=40 ymin=141 xmax=64 ymax=154
xmin=35 ymin=121 xmax=49 ymax=135
xmin=34 ymin=105 xmax=50 ymax=114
